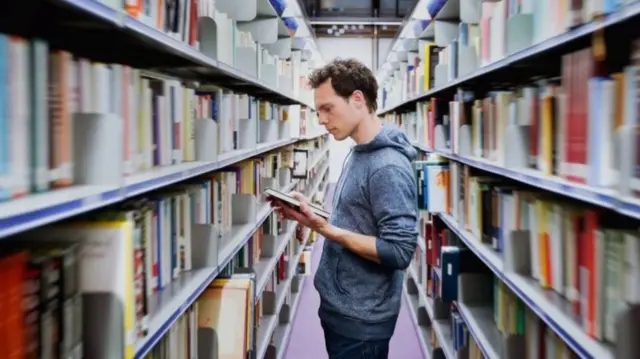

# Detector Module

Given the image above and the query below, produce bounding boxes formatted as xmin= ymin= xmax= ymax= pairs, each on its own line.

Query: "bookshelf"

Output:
xmin=0 ymin=0 xmax=329 ymax=358
xmin=380 ymin=0 xmax=640 ymax=359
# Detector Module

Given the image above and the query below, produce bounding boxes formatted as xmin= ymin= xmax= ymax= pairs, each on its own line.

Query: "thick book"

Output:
xmin=264 ymin=188 xmax=331 ymax=220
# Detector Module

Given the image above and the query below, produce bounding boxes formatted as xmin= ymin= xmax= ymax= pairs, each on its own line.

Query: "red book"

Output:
xmin=7 ymin=252 xmax=27 ymax=359
xmin=565 ymin=50 xmax=592 ymax=183
xmin=580 ymin=210 xmax=598 ymax=338
xmin=189 ymin=0 xmax=199 ymax=46
xmin=425 ymin=222 xmax=434 ymax=267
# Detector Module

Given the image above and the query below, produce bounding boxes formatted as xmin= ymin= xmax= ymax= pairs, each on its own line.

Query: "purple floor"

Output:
xmin=284 ymin=185 xmax=424 ymax=359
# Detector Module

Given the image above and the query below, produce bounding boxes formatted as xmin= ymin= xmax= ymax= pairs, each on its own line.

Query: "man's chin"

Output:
xmin=332 ymin=133 xmax=347 ymax=141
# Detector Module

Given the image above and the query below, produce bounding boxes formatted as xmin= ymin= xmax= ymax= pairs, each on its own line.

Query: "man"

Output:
xmin=270 ymin=58 xmax=418 ymax=359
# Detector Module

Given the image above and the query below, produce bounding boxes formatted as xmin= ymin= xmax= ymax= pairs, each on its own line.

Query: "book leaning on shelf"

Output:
xmin=197 ymin=275 xmax=255 ymax=359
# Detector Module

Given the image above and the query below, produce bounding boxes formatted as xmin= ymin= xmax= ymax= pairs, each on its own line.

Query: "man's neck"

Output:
xmin=350 ymin=114 xmax=382 ymax=145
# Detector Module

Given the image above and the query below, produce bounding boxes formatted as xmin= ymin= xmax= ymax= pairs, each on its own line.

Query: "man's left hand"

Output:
xmin=270 ymin=191 xmax=329 ymax=233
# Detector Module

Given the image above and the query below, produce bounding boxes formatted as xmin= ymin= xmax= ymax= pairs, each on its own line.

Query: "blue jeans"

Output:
xmin=321 ymin=321 xmax=390 ymax=359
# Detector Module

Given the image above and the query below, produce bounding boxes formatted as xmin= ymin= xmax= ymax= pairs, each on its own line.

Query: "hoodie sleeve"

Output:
xmin=369 ymin=164 xmax=419 ymax=270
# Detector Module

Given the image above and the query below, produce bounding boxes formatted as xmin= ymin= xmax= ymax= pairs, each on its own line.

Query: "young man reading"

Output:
xmin=270 ymin=58 xmax=418 ymax=359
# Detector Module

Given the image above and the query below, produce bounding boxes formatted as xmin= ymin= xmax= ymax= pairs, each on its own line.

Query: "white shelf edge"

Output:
xmin=456 ymin=303 xmax=501 ymax=359
xmin=298 ymin=130 xmax=328 ymax=141
xmin=256 ymin=275 xmax=295 ymax=359
xmin=411 ymin=144 xmax=640 ymax=220
xmin=258 ymin=230 xmax=312 ymax=359
xmin=431 ymin=317 xmax=455 ymax=359
xmin=274 ymin=276 xmax=306 ymax=359
xmin=408 ymin=263 xmax=456 ymax=359
xmin=255 ymin=225 xmax=298 ymax=295
xmin=0 ymin=137 xmax=305 ymax=239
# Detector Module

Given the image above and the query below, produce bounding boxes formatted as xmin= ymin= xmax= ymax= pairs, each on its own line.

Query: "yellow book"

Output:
xmin=422 ymin=42 xmax=436 ymax=91
xmin=537 ymin=200 xmax=551 ymax=288
xmin=541 ymin=92 xmax=554 ymax=175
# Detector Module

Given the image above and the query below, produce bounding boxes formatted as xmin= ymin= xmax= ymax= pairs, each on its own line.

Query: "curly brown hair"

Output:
xmin=308 ymin=58 xmax=378 ymax=113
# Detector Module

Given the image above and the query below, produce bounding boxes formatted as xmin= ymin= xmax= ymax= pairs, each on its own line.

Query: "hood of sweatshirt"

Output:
xmin=352 ymin=123 xmax=418 ymax=162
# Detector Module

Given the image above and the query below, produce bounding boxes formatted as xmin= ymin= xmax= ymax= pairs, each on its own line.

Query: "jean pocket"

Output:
xmin=361 ymin=340 xmax=389 ymax=359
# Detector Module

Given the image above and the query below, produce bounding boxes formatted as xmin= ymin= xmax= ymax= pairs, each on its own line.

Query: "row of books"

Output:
xmin=409 ymin=153 xmax=640 ymax=358
xmin=0 ymin=32 xmax=320 ymax=204
xmin=98 ymin=0 xmax=314 ymax=100
xmin=0 ymin=138 xmax=329 ymax=359
xmin=189 ymin=159 xmax=328 ymax=359
xmin=382 ymin=39 xmax=640 ymax=221
xmin=379 ymin=0 xmax=639 ymax=111
xmin=405 ymin=210 xmax=585 ymax=359
xmin=391 ymin=39 xmax=639 ymax=191
xmin=162 ymin=149 xmax=327 ymax=359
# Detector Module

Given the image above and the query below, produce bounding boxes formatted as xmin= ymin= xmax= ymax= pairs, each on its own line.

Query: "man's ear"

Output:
xmin=350 ymin=90 xmax=366 ymax=109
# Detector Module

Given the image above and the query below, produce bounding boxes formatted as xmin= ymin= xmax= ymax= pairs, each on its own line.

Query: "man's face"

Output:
xmin=314 ymin=80 xmax=361 ymax=141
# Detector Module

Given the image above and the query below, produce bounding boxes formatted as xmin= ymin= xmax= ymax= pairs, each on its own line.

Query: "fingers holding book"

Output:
xmin=267 ymin=190 xmax=329 ymax=232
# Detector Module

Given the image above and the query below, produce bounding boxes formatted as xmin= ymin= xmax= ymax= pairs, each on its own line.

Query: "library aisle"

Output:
xmin=284 ymin=185 xmax=425 ymax=359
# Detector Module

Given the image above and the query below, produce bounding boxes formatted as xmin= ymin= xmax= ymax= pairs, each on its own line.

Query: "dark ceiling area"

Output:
xmin=300 ymin=0 xmax=417 ymax=38
xmin=313 ymin=24 xmax=400 ymax=38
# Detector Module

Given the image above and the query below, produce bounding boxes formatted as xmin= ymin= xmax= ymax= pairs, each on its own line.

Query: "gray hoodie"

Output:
xmin=313 ymin=124 xmax=419 ymax=341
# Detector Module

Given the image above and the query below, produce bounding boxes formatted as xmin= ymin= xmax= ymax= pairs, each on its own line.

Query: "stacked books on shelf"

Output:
xmin=92 ymin=0 xmax=318 ymax=102
xmin=0 ymin=0 xmax=329 ymax=358
xmin=0 ymin=136 xmax=330 ymax=359
xmin=379 ymin=0 xmax=640 ymax=358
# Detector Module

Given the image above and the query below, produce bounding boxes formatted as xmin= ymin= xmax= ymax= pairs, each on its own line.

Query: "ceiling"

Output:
xmin=298 ymin=0 xmax=417 ymax=38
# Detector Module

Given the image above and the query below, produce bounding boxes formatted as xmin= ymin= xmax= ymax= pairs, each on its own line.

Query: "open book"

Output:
xmin=264 ymin=188 xmax=331 ymax=220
